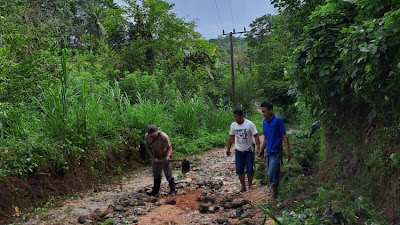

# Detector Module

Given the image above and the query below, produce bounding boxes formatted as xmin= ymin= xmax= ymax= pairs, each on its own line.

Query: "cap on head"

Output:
xmin=147 ymin=125 xmax=158 ymax=137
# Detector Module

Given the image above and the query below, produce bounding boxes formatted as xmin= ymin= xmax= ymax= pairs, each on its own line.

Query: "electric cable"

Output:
xmin=214 ymin=0 xmax=225 ymax=31
xmin=229 ymin=0 xmax=235 ymax=29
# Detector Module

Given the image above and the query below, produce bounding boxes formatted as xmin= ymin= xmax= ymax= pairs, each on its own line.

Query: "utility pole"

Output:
xmin=223 ymin=28 xmax=246 ymax=107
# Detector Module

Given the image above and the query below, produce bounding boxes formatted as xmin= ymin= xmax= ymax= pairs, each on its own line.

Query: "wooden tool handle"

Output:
xmin=159 ymin=159 xmax=182 ymax=162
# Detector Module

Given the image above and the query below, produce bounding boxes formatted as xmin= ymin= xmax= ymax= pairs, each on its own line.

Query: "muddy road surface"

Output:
xmin=24 ymin=148 xmax=273 ymax=225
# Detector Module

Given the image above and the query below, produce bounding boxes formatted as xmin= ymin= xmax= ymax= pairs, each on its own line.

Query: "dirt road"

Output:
xmin=24 ymin=147 xmax=273 ymax=225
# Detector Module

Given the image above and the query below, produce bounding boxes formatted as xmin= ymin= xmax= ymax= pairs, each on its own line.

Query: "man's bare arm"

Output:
xmin=226 ymin=135 xmax=235 ymax=156
xmin=165 ymin=145 xmax=172 ymax=160
xmin=254 ymin=133 xmax=261 ymax=155
xmin=146 ymin=144 xmax=157 ymax=163
xmin=260 ymin=138 xmax=266 ymax=158
xmin=282 ymin=133 xmax=290 ymax=162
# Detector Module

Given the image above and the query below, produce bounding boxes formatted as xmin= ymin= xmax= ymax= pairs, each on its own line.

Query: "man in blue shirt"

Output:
xmin=258 ymin=102 xmax=290 ymax=201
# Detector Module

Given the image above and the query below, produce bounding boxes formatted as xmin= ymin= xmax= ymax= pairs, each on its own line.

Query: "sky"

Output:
xmin=114 ymin=0 xmax=276 ymax=39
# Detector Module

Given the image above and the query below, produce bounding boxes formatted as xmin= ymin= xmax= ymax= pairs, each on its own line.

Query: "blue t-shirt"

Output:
xmin=263 ymin=114 xmax=286 ymax=155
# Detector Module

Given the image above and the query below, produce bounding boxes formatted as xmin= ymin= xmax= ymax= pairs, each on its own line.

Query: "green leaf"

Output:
xmin=256 ymin=205 xmax=283 ymax=225
xmin=359 ymin=46 xmax=369 ymax=53
xmin=371 ymin=46 xmax=378 ymax=55
xmin=390 ymin=153 xmax=399 ymax=167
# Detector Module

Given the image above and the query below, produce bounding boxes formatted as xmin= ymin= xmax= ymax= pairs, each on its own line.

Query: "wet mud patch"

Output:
xmin=161 ymin=189 xmax=202 ymax=210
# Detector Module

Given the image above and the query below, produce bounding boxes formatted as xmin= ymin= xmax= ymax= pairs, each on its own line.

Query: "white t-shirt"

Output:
xmin=229 ymin=119 xmax=258 ymax=151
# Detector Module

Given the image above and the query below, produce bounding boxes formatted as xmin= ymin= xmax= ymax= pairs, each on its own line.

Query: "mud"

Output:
xmin=22 ymin=147 xmax=273 ymax=225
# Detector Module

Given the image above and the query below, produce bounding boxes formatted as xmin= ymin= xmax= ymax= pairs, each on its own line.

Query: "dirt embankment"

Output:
xmin=1 ymin=143 xmax=143 ymax=225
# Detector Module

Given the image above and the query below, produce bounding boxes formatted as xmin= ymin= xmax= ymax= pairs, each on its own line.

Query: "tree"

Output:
xmin=83 ymin=4 xmax=107 ymax=52
xmin=246 ymin=14 xmax=295 ymax=121
xmin=103 ymin=4 xmax=127 ymax=50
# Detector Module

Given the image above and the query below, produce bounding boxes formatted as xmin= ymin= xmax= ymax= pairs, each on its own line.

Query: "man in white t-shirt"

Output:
xmin=226 ymin=108 xmax=261 ymax=192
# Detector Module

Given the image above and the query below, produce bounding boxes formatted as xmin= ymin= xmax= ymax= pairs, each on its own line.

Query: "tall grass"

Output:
xmin=1 ymin=50 xmax=234 ymax=178
xmin=173 ymin=97 xmax=204 ymax=137
xmin=123 ymin=94 xmax=168 ymax=132
xmin=72 ymin=84 xmax=88 ymax=144
xmin=35 ymin=49 xmax=71 ymax=140
xmin=204 ymin=106 xmax=232 ymax=133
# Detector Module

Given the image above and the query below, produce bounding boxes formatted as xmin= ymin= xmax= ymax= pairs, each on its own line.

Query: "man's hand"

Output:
xmin=286 ymin=151 xmax=291 ymax=162
xmin=226 ymin=135 xmax=234 ymax=157
xmin=152 ymin=158 xmax=159 ymax=164
xmin=256 ymin=148 xmax=262 ymax=158
xmin=282 ymin=133 xmax=290 ymax=162
xmin=258 ymin=151 xmax=265 ymax=159
xmin=166 ymin=156 xmax=171 ymax=162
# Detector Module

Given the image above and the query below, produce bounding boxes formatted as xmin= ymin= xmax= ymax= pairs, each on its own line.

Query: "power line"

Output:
xmin=229 ymin=0 xmax=235 ymax=29
xmin=222 ymin=0 xmax=248 ymax=106
xmin=222 ymin=29 xmax=247 ymax=106
xmin=233 ymin=33 xmax=243 ymax=44
xmin=243 ymin=0 xmax=245 ymax=28
xmin=214 ymin=0 xmax=224 ymax=31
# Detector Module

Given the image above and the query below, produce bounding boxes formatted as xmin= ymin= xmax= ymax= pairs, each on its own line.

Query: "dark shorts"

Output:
xmin=267 ymin=152 xmax=280 ymax=185
xmin=235 ymin=150 xmax=255 ymax=175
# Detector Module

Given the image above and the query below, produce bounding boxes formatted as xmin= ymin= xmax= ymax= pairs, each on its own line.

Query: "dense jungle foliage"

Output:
xmin=1 ymin=0 xmax=400 ymax=223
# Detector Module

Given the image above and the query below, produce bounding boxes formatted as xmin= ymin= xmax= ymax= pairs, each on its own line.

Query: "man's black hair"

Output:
xmin=233 ymin=108 xmax=244 ymax=116
xmin=261 ymin=102 xmax=273 ymax=110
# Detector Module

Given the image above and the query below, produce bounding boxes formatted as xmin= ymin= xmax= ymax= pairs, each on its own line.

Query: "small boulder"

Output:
xmin=241 ymin=212 xmax=251 ymax=219
xmin=202 ymin=196 xmax=216 ymax=204
xmin=223 ymin=196 xmax=234 ymax=203
xmin=178 ymin=190 xmax=187 ymax=195
xmin=176 ymin=183 xmax=187 ymax=189
xmin=223 ymin=212 xmax=236 ymax=219
xmin=216 ymin=218 xmax=228 ymax=224
xmin=236 ymin=208 xmax=244 ymax=218
xmin=199 ymin=204 xmax=208 ymax=214
xmin=90 ymin=208 xmax=105 ymax=221
xmin=223 ymin=203 xmax=232 ymax=209
xmin=107 ymin=205 xmax=115 ymax=213
xmin=115 ymin=204 xmax=124 ymax=212
xmin=78 ymin=215 xmax=88 ymax=224
xmin=166 ymin=199 xmax=177 ymax=205
xmin=134 ymin=209 xmax=143 ymax=216
xmin=104 ymin=213 xmax=114 ymax=219
xmin=232 ymin=198 xmax=246 ymax=208
xmin=208 ymin=206 xmax=217 ymax=213
xmin=136 ymin=200 xmax=146 ymax=206
xmin=121 ymin=200 xmax=129 ymax=207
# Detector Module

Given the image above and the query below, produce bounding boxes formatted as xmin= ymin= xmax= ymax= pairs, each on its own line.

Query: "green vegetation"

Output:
xmin=245 ymin=0 xmax=400 ymax=223
xmin=1 ymin=0 xmax=400 ymax=223
xmin=0 ymin=0 xmax=236 ymax=180
xmin=0 ymin=1 xmax=247 ymax=222
xmin=257 ymin=131 xmax=387 ymax=224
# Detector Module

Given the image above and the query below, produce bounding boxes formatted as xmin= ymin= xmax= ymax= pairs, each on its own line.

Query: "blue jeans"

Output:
xmin=235 ymin=150 xmax=255 ymax=175
xmin=267 ymin=153 xmax=280 ymax=185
